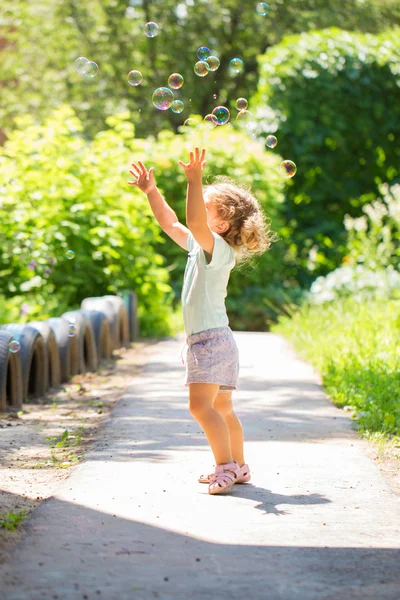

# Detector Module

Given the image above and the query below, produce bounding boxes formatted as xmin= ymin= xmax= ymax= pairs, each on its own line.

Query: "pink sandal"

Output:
xmin=199 ymin=463 xmax=251 ymax=485
xmin=208 ymin=461 xmax=241 ymax=495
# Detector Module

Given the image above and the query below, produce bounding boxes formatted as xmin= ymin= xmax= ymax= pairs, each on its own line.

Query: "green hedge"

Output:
xmin=254 ymin=27 xmax=400 ymax=287
xmin=0 ymin=106 xmax=294 ymax=333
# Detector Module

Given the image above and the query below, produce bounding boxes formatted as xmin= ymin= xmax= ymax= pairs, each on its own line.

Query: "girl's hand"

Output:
xmin=178 ymin=147 xmax=207 ymax=183
xmin=128 ymin=161 xmax=156 ymax=194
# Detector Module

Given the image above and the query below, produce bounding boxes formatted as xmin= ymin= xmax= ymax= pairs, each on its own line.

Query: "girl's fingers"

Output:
xmin=200 ymin=148 xmax=206 ymax=161
xmin=130 ymin=163 xmax=142 ymax=176
xmin=189 ymin=151 xmax=194 ymax=163
xmin=178 ymin=160 xmax=189 ymax=168
xmin=127 ymin=181 xmax=138 ymax=186
xmin=138 ymin=160 xmax=147 ymax=175
xmin=194 ymin=147 xmax=200 ymax=160
xmin=129 ymin=170 xmax=140 ymax=178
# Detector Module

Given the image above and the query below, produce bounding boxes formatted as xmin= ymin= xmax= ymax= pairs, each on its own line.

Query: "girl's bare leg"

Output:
xmin=213 ymin=391 xmax=245 ymax=467
xmin=188 ymin=383 xmax=233 ymax=465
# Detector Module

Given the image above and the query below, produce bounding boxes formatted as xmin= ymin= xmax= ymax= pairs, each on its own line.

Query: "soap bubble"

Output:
xmin=236 ymin=109 xmax=253 ymax=121
xmin=82 ymin=61 xmax=98 ymax=78
xmin=213 ymin=93 xmax=217 ymax=100
xmin=67 ymin=323 xmax=77 ymax=337
xmin=235 ymin=98 xmax=248 ymax=111
xmin=171 ymin=100 xmax=184 ymax=114
xmin=75 ymin=57 xmax=89 ymax=73
xmin=194 ymin=61 xmax=209 ymax=77
xmin=206 ymin=56 xmax=220 ymax=71
xmin=9 ymin=340 xmax=20 ymax=354
xmin=197 ymin=46 xmax=210 ymax=60
xmin=183 ymin=118 xmax=198 ymax=131
xmin=168 ymin=73 xmax=184 ymax=89
xmin=256 ymin=2 xmax=269 ymax=16
xmin=152 ymin=87 xmax=174 ymax=110
xmin=204 ymin=114 xmax=218 ymax=129
xmin=65 ymin=250 xmax=75 ymax=259
xmin=212 ymin=106 xmax=230 ymax=125
xmin=229 ymin=58 xmax=244 ymax=74
xmin=144 ymin=22 xmax=159 ymax=37
xmin=266 ymin=135 xmax=278 ymax=148
xmin=128 ymin=70 xmax=143 ymax=86
xmin=280 ymin=160 xmax=297 ymax=178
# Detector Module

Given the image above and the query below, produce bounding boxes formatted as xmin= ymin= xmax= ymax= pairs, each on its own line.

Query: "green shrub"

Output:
xmin=0 ymin=105 xmax=295 ymax=333
xmin=0 ymin=106 xmax=175 ymax=336
xmin=254 ymin=27 xmax=400 ymax=287
xmin=272 ymin=296 xmax=400 ymax=437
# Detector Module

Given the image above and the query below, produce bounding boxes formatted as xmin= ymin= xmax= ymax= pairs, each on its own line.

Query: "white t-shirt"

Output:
xmin=181 ymin=230 xmax=236 ymax=336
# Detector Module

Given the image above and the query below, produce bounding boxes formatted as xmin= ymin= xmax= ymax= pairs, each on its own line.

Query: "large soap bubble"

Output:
xmin=9 ymin=340 xmax=20 ymax=354
xmin=266 ymin=135 xmax=278 ymax=148
xmin=228 ymin=58 xmax=244 ymax=74
xmin=144 ymin=22 xmax=159 ymax=37
xmin=168 ymin=73 xmax=184 ymax=89
xmin=280 ymin=160 xmax=297 ymax=178
xmin=171 ymin=100 xmax=184 ymax=114
xmin=82 ymin=61 xmax=98 ymax=78
xmin=197 ymin=46 xmax=210 ymax=60
xmin=212 ymin=106 xmax=230 ymax=125
xmin=128 ymin=70 xmax=143 ymax=86
xmin=206 ymin=56 xmax=220 ymax=72
xmin=152 ymin=87 xmax=174 ymax=110
xmin=235 ymin=98 xmax=248 ymax=111
xmin=204 ymin=114 xmax=218 ymax=129
xmin=75 ymin=57 xmax=88 ymax=73
xmin=256 ymin=2 xmax=270 ymax=16
xmin=194 ymin=61 xmax=209 ymax=77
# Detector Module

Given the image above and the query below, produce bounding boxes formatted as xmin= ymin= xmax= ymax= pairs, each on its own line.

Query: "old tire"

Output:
xmin=47 ymin=318 xmax=79 ymax=382
xmin=0 ymin=331 xmax=23 ymax=412
xmin=102 ymin=295 xmax=130 ymax=347
xmin=29 ymin=320 xmax=61 ymax=390
xmin=119 ymin=290 xmax=139 ymax=341
xmin=81 ymin=297 xmax=119 ymax=351
xmin=0 ymin=324 xmax=46 ymax=402
xmin=80 ymin=310 xmax=113 ymax=363
xmin=62 ymin=310 xmax=98 ymax=374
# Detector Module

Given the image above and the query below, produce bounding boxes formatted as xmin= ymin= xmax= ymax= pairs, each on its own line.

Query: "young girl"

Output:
xmin=128 ymin=147 xmax=275 ymax=495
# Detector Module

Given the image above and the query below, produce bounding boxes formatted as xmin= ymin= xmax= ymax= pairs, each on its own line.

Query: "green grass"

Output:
xmin=271 ymin=296 xmax=400 ymax=440
xmin=0 ymin=510 xmax=28 ymax=531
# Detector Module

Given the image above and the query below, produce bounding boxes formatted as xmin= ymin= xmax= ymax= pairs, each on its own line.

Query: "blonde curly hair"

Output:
xmin=204 ymin=177 xmax=279 ymax=264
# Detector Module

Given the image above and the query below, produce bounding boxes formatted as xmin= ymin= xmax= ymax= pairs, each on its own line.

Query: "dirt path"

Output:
xmin=1 ymin=332 xmax=399 ymax=599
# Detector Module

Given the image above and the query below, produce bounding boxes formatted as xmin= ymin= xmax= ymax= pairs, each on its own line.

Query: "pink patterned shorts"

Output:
xmin=183 ymin=326 xmax=239 ymax=392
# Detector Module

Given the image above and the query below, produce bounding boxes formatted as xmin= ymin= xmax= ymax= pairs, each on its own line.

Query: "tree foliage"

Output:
xmin=1 ymin=0 xmax=400 ymax=140
xmin=254 ymin=27 xmax=400 ymax=286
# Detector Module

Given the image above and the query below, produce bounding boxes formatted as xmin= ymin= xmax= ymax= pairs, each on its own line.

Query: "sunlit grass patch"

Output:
xmin=272 ymin=296 xmax=400 ymax=439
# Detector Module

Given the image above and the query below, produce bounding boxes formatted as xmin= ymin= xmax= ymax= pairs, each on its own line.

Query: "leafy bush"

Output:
xmin=0 ymin=105 xmax=295 ymax=333
xmin=254 ymin=27 xmax=400 ymax=287
xmin=0 ymin=106 xmax=175 ymax=336
xmin=272 ymin=296 xmax=400 ymax=438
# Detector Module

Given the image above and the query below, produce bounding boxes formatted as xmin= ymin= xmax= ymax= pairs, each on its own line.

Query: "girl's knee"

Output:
xmin=214 ymin=395 xmax=233 ymax=417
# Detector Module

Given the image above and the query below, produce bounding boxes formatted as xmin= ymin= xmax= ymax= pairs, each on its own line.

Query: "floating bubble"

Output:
xmin=9 ymin=340 xmax=20 ymax=354
xmin=127 ymin=70 xmax=143 ymax=86
xmin=236 ymin=109 xmax=253 ymax=121
xmin=168 ymin=73 xmax=184 ymax=89
xmin=183 ymin=119 xmax=198 ymax=132
xmin=152 ymin=87 xmax=174 ymax=110
xmin=144 ymin=22 xmax=159 ymax=37
xmin=212 ymin=106 xmax=230 ymax=125
xmin=235 ymin=98 xmax=248 ymax=111
xmin=213 ymin=93 xmax=217 ymax=100
xmin=194 ymin=61 xmax=209 ymax=77
xmin=68 ymin=323 xmax=77 ymax=337
xmin=82 ymin=61 xmax=98 ymax=78
xmin=206 ymin=56 xmax=220 ymax=71
xmin=65 ymin=250 xmax=75 ymax=260
xmin=197 ymin=46 xmax=210 ymax=60
xmin=204 ymin=114 xmax=218 ymax=129
xmin=171 ymin=100 xmax=184 ymax=114
xmin=229 ymin=58 xmax=244 ymax=74
xmin=256 ymin=2 xmax=270 ymax=16
xmin=280 ymin=160 xmax=297 ymax=178
xmin=75 ymin=57 xmax=89 ymax=73
xmin=266 ymin=135 xmax=278 ymax=148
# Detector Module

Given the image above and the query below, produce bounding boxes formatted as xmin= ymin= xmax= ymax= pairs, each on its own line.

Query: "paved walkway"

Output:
xmin=1 ymin=332 xmax=400 ymax=600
